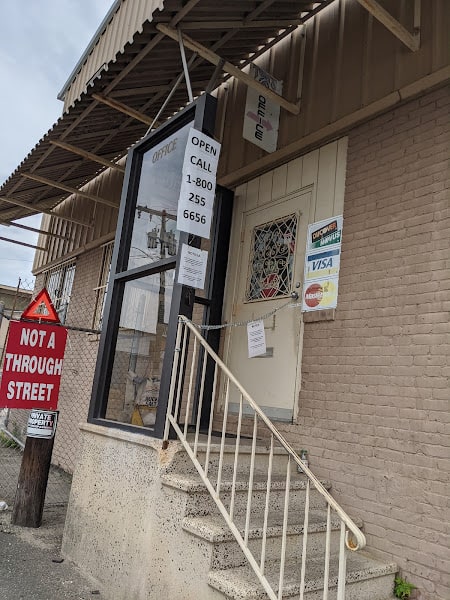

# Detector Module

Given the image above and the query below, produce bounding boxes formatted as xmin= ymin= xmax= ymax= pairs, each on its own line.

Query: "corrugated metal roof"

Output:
xmin=59 ymin=0 xmax=165 ymax=109
xmin=0 ymin=0 xmax=336 ymax=225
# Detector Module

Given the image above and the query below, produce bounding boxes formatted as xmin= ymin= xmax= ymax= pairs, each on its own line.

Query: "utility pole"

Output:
xmin=12 ymin=433 xmax=56 ymax=527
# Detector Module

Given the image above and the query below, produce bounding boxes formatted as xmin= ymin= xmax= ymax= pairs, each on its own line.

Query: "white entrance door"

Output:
xmin=225 ymin=190 xmax=312 ymax=421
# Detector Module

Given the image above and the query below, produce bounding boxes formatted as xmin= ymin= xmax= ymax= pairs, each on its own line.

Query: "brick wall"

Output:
xmin=280 ymin=86 xmax=450 ymax=599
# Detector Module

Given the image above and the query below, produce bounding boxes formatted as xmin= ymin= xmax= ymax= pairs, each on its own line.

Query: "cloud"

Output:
xmin=0 ymin=0 xmax=113 ymax=287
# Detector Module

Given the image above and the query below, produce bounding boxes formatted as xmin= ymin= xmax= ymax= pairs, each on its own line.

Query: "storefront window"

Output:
xmin=127 ymin=122 xmax=192 ymax=271
xmin=105 ymin=269 xmax=174 ymax=426
xmin=88 ymin=95 xmax=225 ymax=438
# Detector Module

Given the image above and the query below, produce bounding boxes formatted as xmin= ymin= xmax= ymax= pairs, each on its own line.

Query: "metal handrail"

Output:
xmin=164 ymin=315 xmax=366 ymax=600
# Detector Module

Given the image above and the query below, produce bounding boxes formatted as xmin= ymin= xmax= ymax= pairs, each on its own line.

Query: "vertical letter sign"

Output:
xmin=242 ymin=64 xmax=283 ymax=153
xmin=0 ymin=288 xmax=67 ymax=410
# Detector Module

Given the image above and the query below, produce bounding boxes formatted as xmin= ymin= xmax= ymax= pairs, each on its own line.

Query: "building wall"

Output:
xmin=276 ymin=86 xmax=450 ymax=600
xmin=6 ymin=249 xmax=103 ymax=474
xmin=0 ymin=286 xmax=32 ymax=361
xmin=63 ymin=424 xmax=225 ymax=600
xmin=216 ymin=0 xmax=450 ymax=183
xmin=50 ymin=247 xmax=104 ymax=472
xmin=60 ymin=85 xmax=449 ymax=600
xmin=33 ymin=160 xmax=122 ymax=272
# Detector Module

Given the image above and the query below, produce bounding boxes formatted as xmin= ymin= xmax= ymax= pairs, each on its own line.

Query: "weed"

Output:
xmin=0 ymin=430 xmax=21 ymax=450
xmin=394 ymin=576 xmax=416 ymax=599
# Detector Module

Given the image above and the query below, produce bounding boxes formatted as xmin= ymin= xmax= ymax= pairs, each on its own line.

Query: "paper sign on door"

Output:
xmin=247 ymin=320 xmax=267 ymax=358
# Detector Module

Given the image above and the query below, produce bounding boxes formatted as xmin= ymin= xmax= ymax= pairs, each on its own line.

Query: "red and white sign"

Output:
xmin=21 ymin=288 xmax=60 ymax=323
xmin=304 ymin=283 xmax=323 ymax=308
xmin=0 ymin=321 xmax=67 ymax=410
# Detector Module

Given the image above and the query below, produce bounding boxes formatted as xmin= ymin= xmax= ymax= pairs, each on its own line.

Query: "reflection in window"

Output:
xmin=127 ymin=121 xmax=193 ymax=271
xmin=105 ymin=269 xmax=174 ymax=427
xmin=246 ymin=214 xmax=297 ymax=301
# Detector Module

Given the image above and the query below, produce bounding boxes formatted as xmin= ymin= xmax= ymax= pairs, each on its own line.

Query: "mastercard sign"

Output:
xmin=303 ymin=280 xmax=338 ymax=310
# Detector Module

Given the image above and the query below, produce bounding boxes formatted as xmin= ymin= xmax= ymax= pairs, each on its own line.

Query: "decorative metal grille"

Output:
xmin=246 ymin=213 xmax=297 ymax=301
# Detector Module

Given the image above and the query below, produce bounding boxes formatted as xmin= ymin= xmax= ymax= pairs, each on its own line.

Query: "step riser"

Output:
xmin=211 ymin=529 xmax=343 ymax=570
xmin=209 ymin=571 xmax=396 ymax=600
xmin=169 ymin=450 xmax=296 ymax=478
xmin=184 ymin=487 xmax=328 ymax=518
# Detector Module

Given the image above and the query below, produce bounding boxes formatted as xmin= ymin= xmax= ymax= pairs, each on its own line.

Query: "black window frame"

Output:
xmin=88 ymin=93 xmax=231 ymax=438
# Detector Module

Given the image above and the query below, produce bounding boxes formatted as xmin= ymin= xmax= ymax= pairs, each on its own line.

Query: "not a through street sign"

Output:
xmin=0 ymin=320 xmax=67 ymax=411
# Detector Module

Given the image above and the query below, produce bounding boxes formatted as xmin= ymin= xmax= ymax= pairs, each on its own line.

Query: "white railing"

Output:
xmin=163 ymin=316 xmax=366 ymax=600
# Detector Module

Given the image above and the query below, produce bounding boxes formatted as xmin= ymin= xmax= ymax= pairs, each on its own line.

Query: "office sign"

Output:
xmin=243 ymin=64 xmax=283 ymax=153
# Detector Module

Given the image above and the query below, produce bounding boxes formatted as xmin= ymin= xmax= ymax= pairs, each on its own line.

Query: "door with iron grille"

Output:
xmin=225 ymin=190 xmax=312 ymax=422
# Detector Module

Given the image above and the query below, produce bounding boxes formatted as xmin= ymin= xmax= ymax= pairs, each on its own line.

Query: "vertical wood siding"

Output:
xmin=217 ymin=0 xmax=449 ymax=181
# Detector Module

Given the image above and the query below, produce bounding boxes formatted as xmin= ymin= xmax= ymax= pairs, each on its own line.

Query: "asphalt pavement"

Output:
xmin=0 ymin=505 xmax=105 ymax=600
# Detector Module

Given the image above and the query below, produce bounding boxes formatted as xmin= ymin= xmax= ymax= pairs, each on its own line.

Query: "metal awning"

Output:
xmin=0 ymin=0 xmax=338 ymax=227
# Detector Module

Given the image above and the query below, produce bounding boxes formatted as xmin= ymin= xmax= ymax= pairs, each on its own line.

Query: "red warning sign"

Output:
xmin=0 ymin=321 xmax=67 ymax=410
xmin=21 ymin=288 xmax=60 ymax=323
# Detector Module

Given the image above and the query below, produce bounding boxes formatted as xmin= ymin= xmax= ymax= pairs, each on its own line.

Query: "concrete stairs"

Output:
xmin=161 ymin=443 xmax=397 ymax=600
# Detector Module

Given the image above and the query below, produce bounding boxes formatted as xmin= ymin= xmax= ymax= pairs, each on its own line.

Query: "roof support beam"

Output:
xmin=21 ymin=173 xmax=119 ymax=209
xmin=0 ymin=195 xmax=93 ymax=228
xmin=0 ymin=236 xmax=46 ymax=252
xmin=356 ymin=0 xmax=420 ymax=51
xmin=0 ymin=220 xmax=69 ymax=240
xmin=178 ymin=19 xmax=302 ymax=30
xmin=49 ymin=140 xmax=125 ymax=173
xmin=92 ymin=93 xmax=155 ymax=125
xmin=156 ymin=24 xmax=300 ymax=115
xmin=244 ymin=0 xmax=278 ymax=22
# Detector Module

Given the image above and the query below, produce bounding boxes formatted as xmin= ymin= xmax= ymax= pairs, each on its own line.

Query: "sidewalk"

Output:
xmin=0 ymin=505 xmax=105 ymax=600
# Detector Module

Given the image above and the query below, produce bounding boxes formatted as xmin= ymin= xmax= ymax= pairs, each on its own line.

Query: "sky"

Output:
xmin=0 ymin=0 xmax=114 ymax=289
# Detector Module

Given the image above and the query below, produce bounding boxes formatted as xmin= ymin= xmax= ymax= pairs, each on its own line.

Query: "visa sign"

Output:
xmin=305 ymin=249 xmax=340 ymax=281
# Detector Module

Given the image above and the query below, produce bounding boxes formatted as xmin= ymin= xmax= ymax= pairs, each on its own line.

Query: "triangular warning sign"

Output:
xmin=21 ymin=288 xmax=60 ymax=323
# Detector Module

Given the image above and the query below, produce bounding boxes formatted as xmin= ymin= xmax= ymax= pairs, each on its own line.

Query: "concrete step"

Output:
xmin=183 ymin=509 xmax=360 ymax=569
xmin=167 ymin=439 xmax=296 ymax=476
xmin=162 ymin=447 xmax=397 ymax=600
xmin=208 ymin=551 xmax=397 ymax=600
xmin=161 ymin=471 xmax=331 ymax=517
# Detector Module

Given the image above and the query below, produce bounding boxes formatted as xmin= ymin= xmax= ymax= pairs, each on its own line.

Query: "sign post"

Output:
xmin=0 ymin=288 xmax=67 ymax=527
